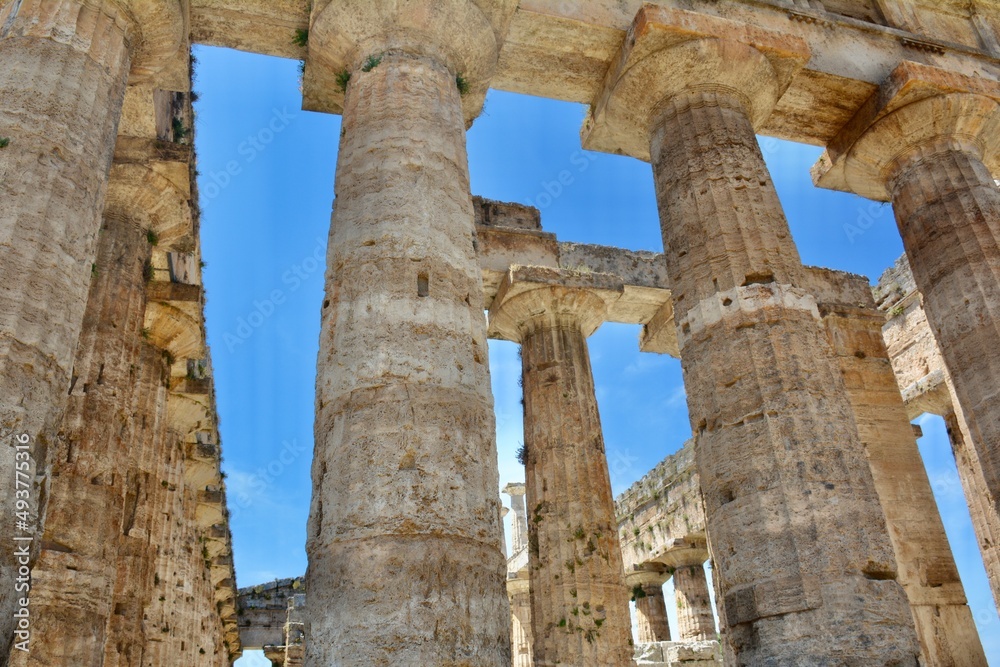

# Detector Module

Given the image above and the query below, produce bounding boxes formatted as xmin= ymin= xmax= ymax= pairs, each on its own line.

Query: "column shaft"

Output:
xmin=103 ymin=342 xmax=170 ymax=667
xmin=634 ymin=584 xmax=671 ymax=644
xmin=651 ymin=91 xmax=918 ymax=663
xmin=673 ymin=565 xmax=715 ymax=642
xmin=822 ymin=304 xmax=987 ymax=664
xmin=9 ymin=216 xmax=149 ymax=665
xmin=891 ymin=147 xmax=1000 ymax=561
xmin=509 ymin=580 xmax=534 ymax=667
xmin=307 ymin=53 xmax=508 ymax=665
xmin=0 ymin=0 xmax=133 ymax=652
xmin=945 ymin=408 xmax=1000 ymax=611
xmin=522 ymin=314 xmax=632 ymax=666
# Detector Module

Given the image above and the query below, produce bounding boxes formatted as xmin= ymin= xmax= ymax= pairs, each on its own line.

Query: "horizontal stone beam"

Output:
xmin=474 ymin=213 xmax=678 ymax=356
xmin=190 ymin=0 xmax=1000 ymax=146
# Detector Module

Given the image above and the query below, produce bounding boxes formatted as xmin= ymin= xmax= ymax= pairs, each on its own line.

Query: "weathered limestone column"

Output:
xmin=489 ymin=268 xmax=633 ymax=667
xmin=8 ymin=214 xmax=151 ymax=666
xmin=583 ymin=8 xmax=919 ymax=663
xmin=0 ymin=2 xmax=133 ymax=653
xmin=507 ymin=577 xmax=534 ymax=667
xmin=945 ymin=405 xmax=1000 ymax=610
xmin=0 ymin=0 xmax=185 ymax=656
xmin=504 ymin=482 xmax=529 ymax=553
xmin=833 ymin=90 xmax=1000 ymax=551
xmin=627 ymin=572 xmax=671 ymax=644
xmin=102 ymin=341 xmax=169 ymax=667
xmin=305 ymin=2 xmax=517 ymax=663
xmin=816 ymin=65 xmax=1000 ymax=609
xmin=672 ymin=564 xmax=715 ymax=642
xmin=813 ymin=270 xmax=987 ymax=665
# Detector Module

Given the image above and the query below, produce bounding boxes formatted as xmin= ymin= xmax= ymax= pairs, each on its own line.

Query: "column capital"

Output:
xmin=502 ymin=482 xmax=526 ymax=497
xmin=657 ymin=539 xmax=709 ymax=570
xmin=487 ymin=266 xmax=624 ymax=343
xmin=625 ymin=567 xmax=671 ymax=589
xmin=814 ymin=61 xmax=1000 ymax=201
xmin=303 ymin=0 xmax=517 ymax=123
xmin=582 ymin=4 xmax=809 ymax=161
xmin=0 ymin=0 xmax=192 ymax=89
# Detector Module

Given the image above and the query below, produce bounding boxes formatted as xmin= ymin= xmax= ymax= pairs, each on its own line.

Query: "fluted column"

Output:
xmin=582 ymin=11 xmax=919 ymax=663
xmin=508 ymin=577 xmax=534 ymax=667
xmin=818 ymin=282 xmax=987 ymax=665
xmin=102 ymin=341 xmax=169 ymax=667
xmin=0 ymin=2 xmax=134 ymax=652
xmin=305 ymin=2 xmax=516 ymax=663
xmin=504 ymin=483 xmax=529 ymax=554
xmin=830 ymin=88 xmax=1000 ymax=612
xmin=672 ymin=564 xmax=715 ymax=642
xmin=490 ymin=273 xmax=632 ymax=667
xmin=9 ymin=214 xmax=150 ymax=665
xmin=627 ymin=572 xmax=671 ymax=644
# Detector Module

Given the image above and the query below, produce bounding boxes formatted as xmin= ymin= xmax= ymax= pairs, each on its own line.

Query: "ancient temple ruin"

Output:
xmin=2 ymin=0 xmax=1000 ymax=665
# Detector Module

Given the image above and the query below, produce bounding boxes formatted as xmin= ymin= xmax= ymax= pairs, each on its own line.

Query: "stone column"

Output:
xmin=815 ymin=274 xmax=987 ymax=665
xmin=582 ymin=11 xmax=919 ymax=663
xmin=305 ymin=2 xmax=516 ymax=664
xmin=0 ymin=0 xmax=185 ymax=655
xmin=507 ymin=577 xmax=534 ymax=667
xmin=504 ymin=482 xmax=529 ymax=553
xmin=102 ymin=342 xmax=170 ymax=667
xmin=0 ymin=2 xmax=134 ymax=651
xmin=846 ymin=93 xmax=1000 ymax=546
xmin=489 ymin=270 xmax=633 ymax=667
xmin=627 ymin=572 xmax=671 ymax=644
xmin=8 ymin=214 xmax=151 ymax=665
xmin=672 ymin=564 xmax=715 ymax=642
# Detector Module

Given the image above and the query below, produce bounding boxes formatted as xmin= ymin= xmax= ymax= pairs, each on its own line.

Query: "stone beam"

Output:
xmin=190 ymin=0 xmax=1000 ymax=146
xmin=473 ymin=197 xmax=678 ymax=356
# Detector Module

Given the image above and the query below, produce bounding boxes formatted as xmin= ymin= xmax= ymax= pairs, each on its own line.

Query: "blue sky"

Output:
xmin=190 ymin=47 xmax=999 ymax=664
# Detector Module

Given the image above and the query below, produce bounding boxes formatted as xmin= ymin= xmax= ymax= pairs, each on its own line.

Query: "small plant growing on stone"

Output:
xmin=142 ymin=328 xmax=151 ymax=340
xmin=91 ymin=263 xmax=99 ymax=278
xmin=515 ymin=444 xmax=527 ymax=466
xmin=144 ymin=260 xmax=155 ymax=283
xmin=889 ymin=303 xmax=906 ymax=318
xmin=146 ymin=228 xmax=159 ymax=246
xmin=0 ymin=137 xmax=9 ymax=149
xmin=292 ymin=28 xmax=309 ymax=47
xmin=630 ymin=585 xmax=647 ymax=602
xmin=362 ymin=53 xmax=383 ymax=72
xmin=456 ymin=74 xmax=470 ymax=95
xmin=172 ymin=117 xmax=189 ymax=142
xmin=335 ymin=69 xmax=351 ymax=92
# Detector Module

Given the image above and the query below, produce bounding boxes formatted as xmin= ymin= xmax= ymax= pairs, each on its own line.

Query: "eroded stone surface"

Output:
xmin=306 ymin=23 xmax=510 ymax=661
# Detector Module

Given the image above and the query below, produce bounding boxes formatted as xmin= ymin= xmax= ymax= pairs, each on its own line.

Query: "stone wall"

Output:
xmin=616 ymin=440 xmax=706 ymax=573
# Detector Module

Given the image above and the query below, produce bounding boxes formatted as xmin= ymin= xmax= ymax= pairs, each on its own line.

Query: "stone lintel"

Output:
xmin=474 ymin=222 xmax=679 ymax=355
xmin=302 ymin=0 xmax=518 ymax=123
xmin=814 ymin=60 xmax=1000 ymax=199
xmin=582 ymin=4 xmax=810 ymax=161
xmin=487 ymin=265 xmax=625 ymax=341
